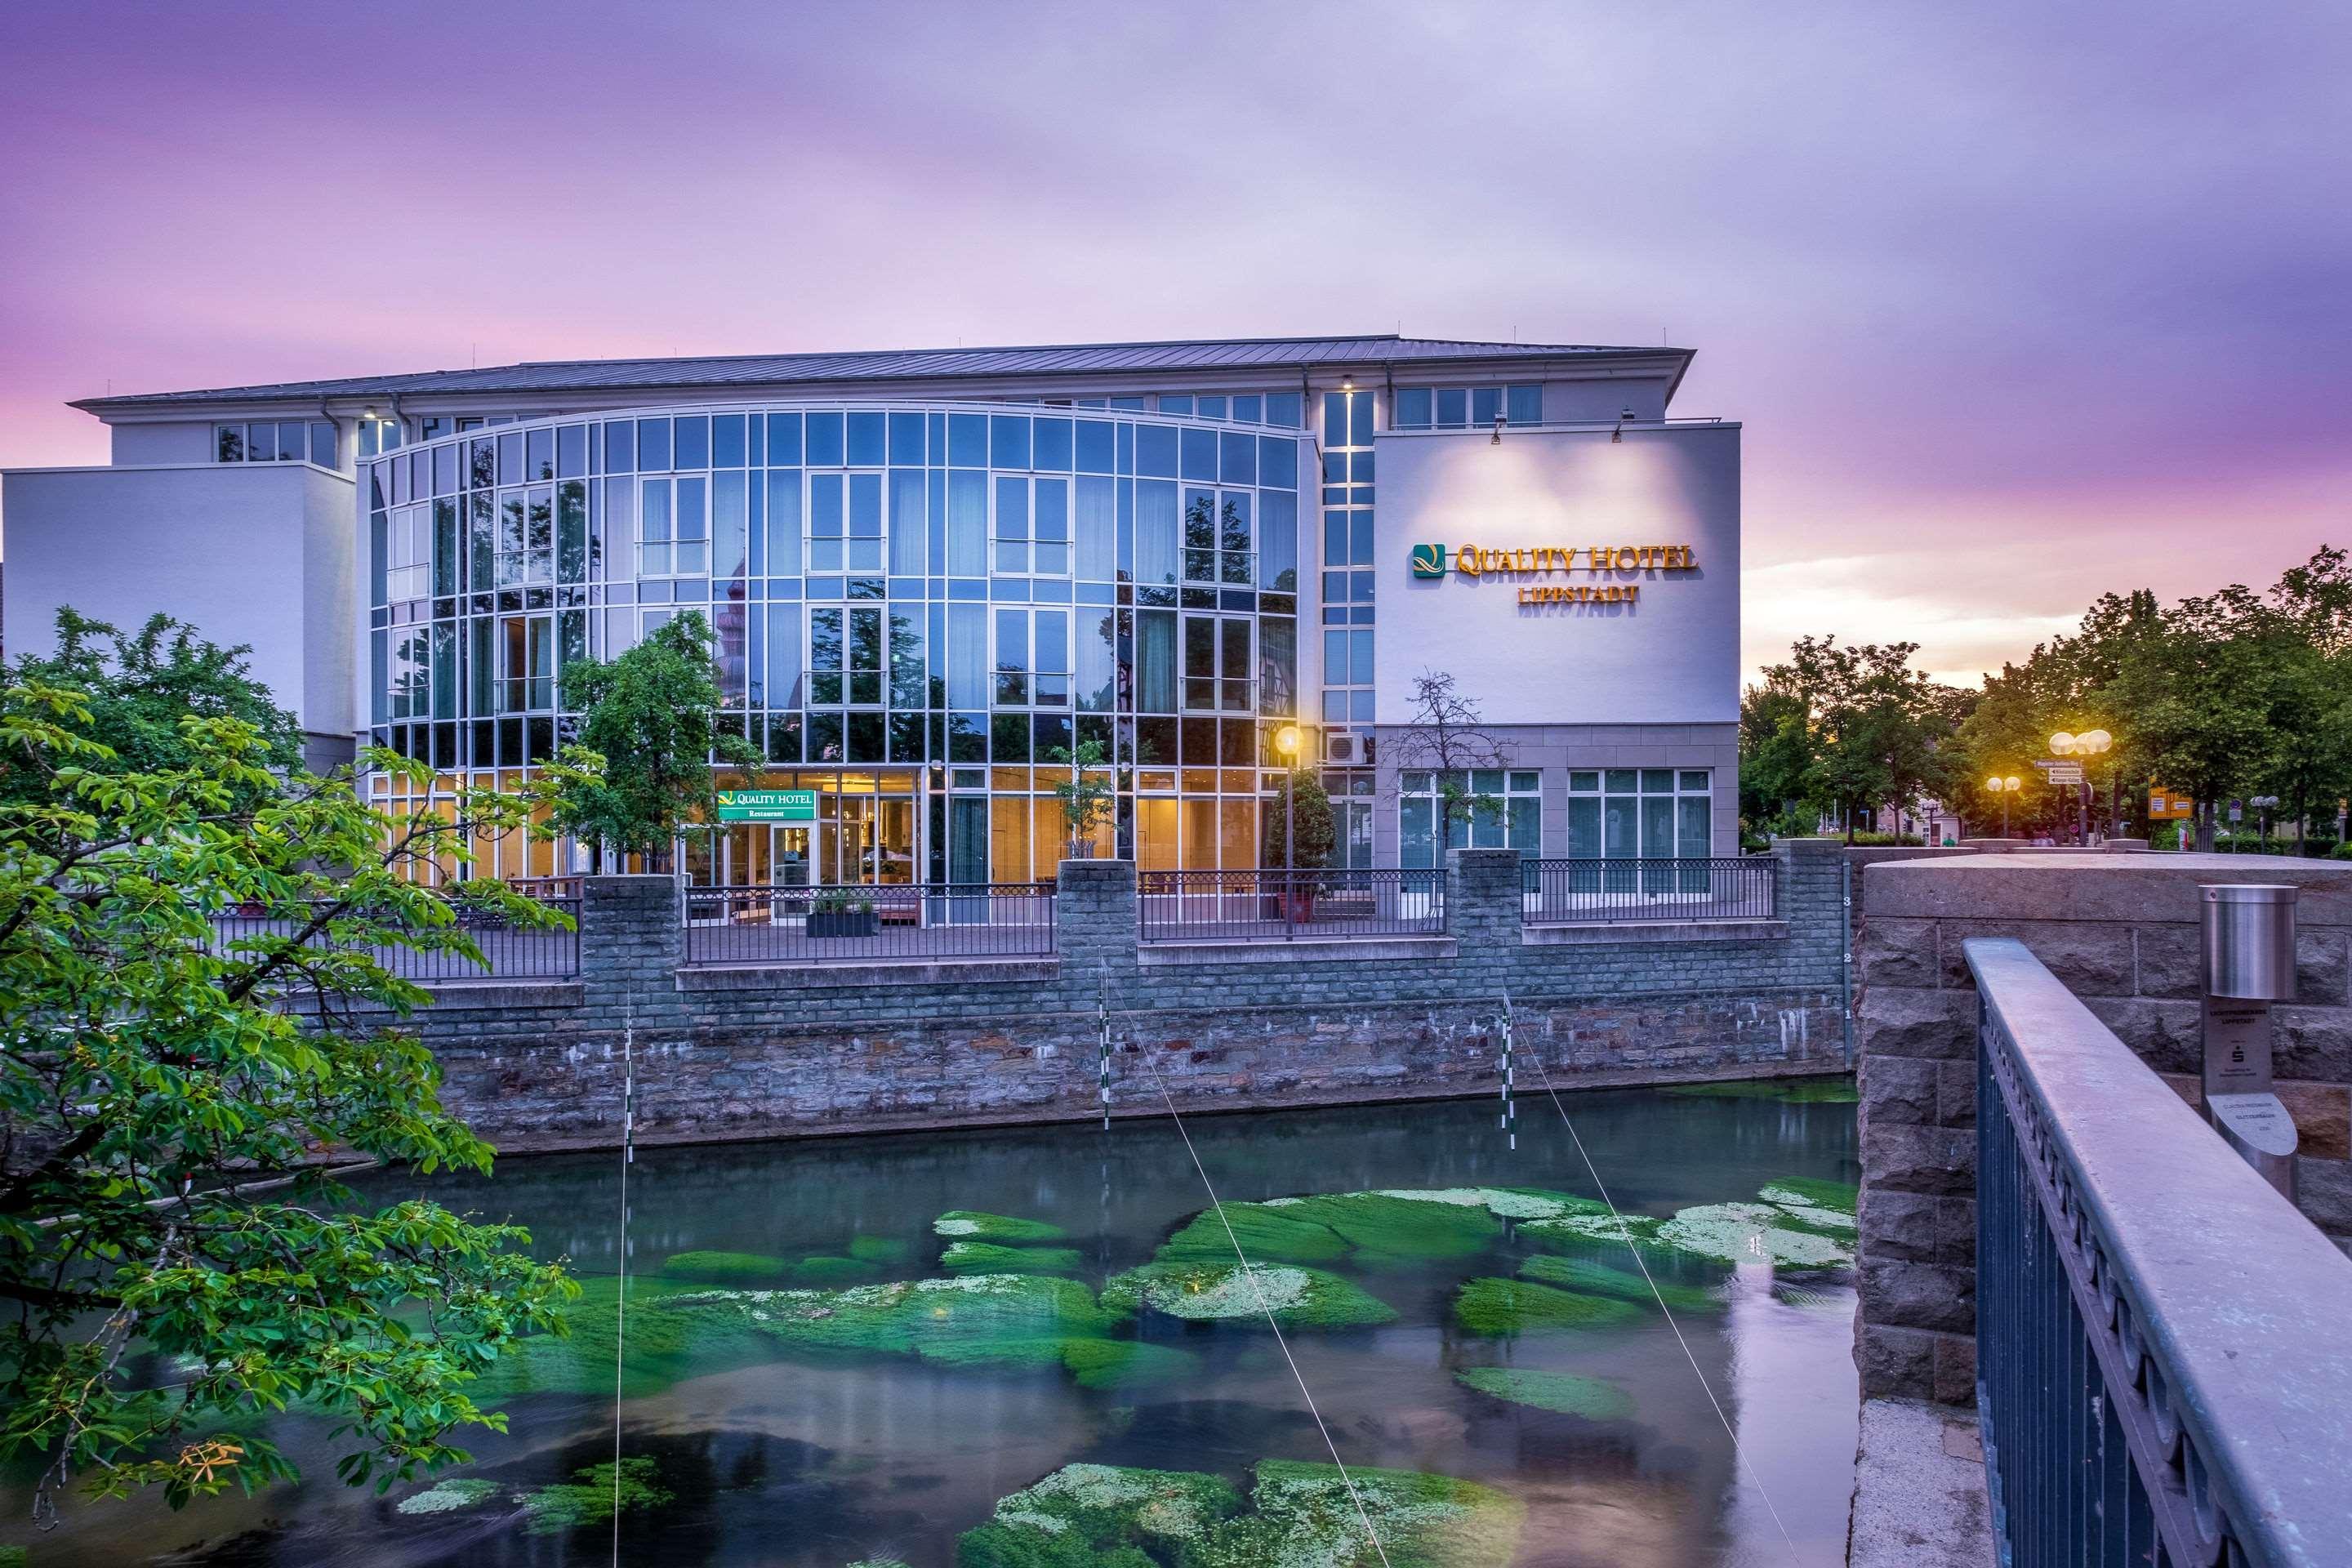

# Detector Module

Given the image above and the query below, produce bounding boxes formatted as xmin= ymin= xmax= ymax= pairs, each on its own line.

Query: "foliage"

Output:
xmin=1260 ymin=768 xmax=1337 ymax=870
xmin=941 ymin=1241 xmax=1085 ymax=1276
xmin=1046 ymin=739 xmax=1120 ymax=852
xmin=1 ymin=609 xmax=306 ymax=805
xmin=812 ymin=887 xmax=876 ymax=916
xmin=1152 ymin=1187 xmax=1597 ymax=1271
xmin=1516 ymin=1254 xmax=1721 ymax=1312
xmin=549 ymin=610 xmax=761 ymax=869
xmin=1384 ymin=670 xmax=1509 ymax=855
xmin=1947 ymin=550 xmax=2352 ymax=849
xmin=1739 ymin=636 xmax=1970 ymax=844
xmin=520 ymin=1456 xmax=671 ymax=1535
xmin=0 ymin=686 xmax=580 ymax=1520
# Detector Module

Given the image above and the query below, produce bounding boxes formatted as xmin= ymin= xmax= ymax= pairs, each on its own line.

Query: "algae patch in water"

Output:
xmin=1156 ymin=1187 xmax=1597 ymax=1271
xmin=1516 ymin=1254 xmax=1722 ymax=1313
xmin=1102 ymin=1261 xmax=1396 ymax=1328
xmin=942 ymin=1241 xmax=1085 ymax=1276
xmin=519 ymin=1457 xmax=671 ymax=1535
xmin=661 ymin=1250 xmax=795 ymax=1286
xmin=935 ymin=1210 xmax=1067 ymax=1242
xmin=1453 ymin=1278 xmax=1643 ymax=1334
xmin=1454 ymin=1368 xmax=1637 ymax=1421
xmin=1652 ymin=1203 xmax=1853 ymax=1267
xmin=958 ymin=1459 xmax=1521 ymax=1568
xmin=395 ymin=1477 xmax=501 ymax=1516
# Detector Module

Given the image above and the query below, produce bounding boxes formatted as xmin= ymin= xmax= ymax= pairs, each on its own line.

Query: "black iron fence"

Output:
xmin=210 ymin=891 xmax=582 ymax=982
xmin=1520 ymin=857 xmax=1776 ymax=924
xmin=682 ymin=883 xmax=1056 ymax=966
xmin=1137 ymin=868 xmax=1445 ymax=942
xmin=1969 ymin=937 xmax=2352 ymax=1568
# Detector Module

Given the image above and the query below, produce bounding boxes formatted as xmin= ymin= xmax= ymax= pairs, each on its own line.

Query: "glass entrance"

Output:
xmin=817 ymin=781 xmax=918 ymax=884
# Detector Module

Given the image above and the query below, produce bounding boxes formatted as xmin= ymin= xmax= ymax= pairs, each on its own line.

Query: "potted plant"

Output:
xmin=1049 ymin=740 xmax=1120 ymax=861
xmin=1261 ymin=771 xmax=1338 ymax=922
xmin=806 ymin=886 xmax=880 ymax=938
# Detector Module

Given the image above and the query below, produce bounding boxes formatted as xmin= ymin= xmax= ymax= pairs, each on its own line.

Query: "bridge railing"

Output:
xmin=1967 ymin=936 xmax=2352 ymax=1568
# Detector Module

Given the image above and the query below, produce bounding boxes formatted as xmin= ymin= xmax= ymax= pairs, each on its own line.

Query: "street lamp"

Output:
xmin=2251 ymin=795 xmax=2280 ymax=848
xmin=2051 ymin=728 xmax=2112 ymax=844
xmin=1274 ymin=725 xmax=1303 ymax=875
xmin=1985 ymin=773 xmax=2025 ymax=839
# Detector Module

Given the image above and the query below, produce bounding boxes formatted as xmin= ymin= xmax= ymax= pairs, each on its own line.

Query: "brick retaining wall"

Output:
xmin=397 ymin=841 xmax=1853 ymax=1152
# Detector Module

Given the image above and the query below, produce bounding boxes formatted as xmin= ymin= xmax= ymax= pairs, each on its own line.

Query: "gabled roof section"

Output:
xmin=72 ymin=332 xmax=1692 ymax=412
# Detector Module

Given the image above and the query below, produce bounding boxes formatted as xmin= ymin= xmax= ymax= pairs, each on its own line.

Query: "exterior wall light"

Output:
xmin=1491 ymin=412 xmax=1506 ymax=445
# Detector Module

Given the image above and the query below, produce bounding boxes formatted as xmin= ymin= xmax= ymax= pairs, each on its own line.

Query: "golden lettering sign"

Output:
xmin=1408 ymin=541 xmax=1697 ymax=611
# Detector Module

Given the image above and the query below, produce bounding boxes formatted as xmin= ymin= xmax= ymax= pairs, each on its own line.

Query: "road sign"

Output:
xmin=717 ymin=788 xmax=817 ymax=823
xmin=2148 ymin=786 xmax=2194 ymax=821
xmin=2036 ymin=760 xmax=2085 ymax=784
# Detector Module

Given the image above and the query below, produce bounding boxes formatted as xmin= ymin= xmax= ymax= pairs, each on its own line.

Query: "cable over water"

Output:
xmin=1103 ymin=968 xmax=1396 ymax=1568
xmin=1514 ymin=1004 xmax=1804 ymax=1566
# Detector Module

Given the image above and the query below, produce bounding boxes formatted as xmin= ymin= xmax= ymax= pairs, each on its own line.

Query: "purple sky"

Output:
xmin=3 ymin=2 xmax=2345 ymax=685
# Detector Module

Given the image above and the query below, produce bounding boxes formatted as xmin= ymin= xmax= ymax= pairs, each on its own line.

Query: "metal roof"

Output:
xmin=73 ymin=333 xmax=1688 ymax=412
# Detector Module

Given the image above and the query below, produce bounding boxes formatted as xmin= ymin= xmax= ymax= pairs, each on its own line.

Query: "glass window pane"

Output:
xmin=1641 ymin=768 xmax=1674 ymax=792
xmin=1679 ymin=769 xmax=1711 ymax=792
xmin=767 ymin=412 xmax=802 ymax=466
xmin=889 ymin=468 xmax=926 ymax=575
xmin=1401 ymin=798 xmax=1434 ymax=869
xmin=991 ymin=415 xmax=1031 ymax=470
xmin=1472 ymin=387 xmax=1499 ymax=426
xmin=1435 ymin=388 xmax=1467 ymax=428
xmin=1678 ymin=795 xmax=1711 ymax=858
xmin=949 ymin=412 xmax=987 ymax=467
xmin=1076 ymin=419 xmax=1114 ymax=474
xmin=603 ymin=421 xmax=635 ymax=473
xmin=804 ymin=411 xmax=844 ymax=467
xmin=635 ymin=419 xmax=670 ymax=472
xmin=767 ymin=470 xmax=802 ymax=575
xmin=1180 ymin=427 xmax=1218 ymax=482
xmin=1396 ymin=388 xmax=1432 ymax=428
xmin=947 ymin=470 xmax=988 ymax=575
xmin=847 ymin=410 xmax=885 ymax=466
xmin=1570 ymin=770 xmax=1600 ymax=792
xmin=1604 ymin=768 xmax=1637 ymax=793
xmin=1509 ymin=796 xmax=1541 ymax=857
xmin=1032 ymin=416 xmax=1072 ymax=470
xmin=1507 ymin=385 xmax=1542 ymax=425
xmin=1569 ymin=795 xmax=1601 ymax=857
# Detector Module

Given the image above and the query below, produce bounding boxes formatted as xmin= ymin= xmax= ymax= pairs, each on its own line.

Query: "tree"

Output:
xmin=2 ymin=609 xmax=306 ymax=804
xmin=0 ymin=681 xmax=580 ymax=1520
xmin=1736 ymin=679 xmax=1814 ymax=840
xmin=1046 ymin=739 xmax=1120 ymax=858
xmin=1747 ymin=638 xmax=1967 ymax=844
xmin=1261 ymin=769 xmax=1337 ymax=870
xmin=1383 ymin=670 xmax=1508 ymax=856
xmin=550 ymin=612 xmax=761 ymax=871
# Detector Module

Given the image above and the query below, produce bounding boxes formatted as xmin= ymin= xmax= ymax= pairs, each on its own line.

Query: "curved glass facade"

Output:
xmin=363 ymin=403 xmax=1307 ymax=885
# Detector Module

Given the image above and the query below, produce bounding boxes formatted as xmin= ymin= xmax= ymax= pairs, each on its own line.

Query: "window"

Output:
xmin=385 ymin=505 xmax=432 ymax=602
xmin=497 ymin=615 xmax=555 ymax=712
xmin=496 ymin=486 xmax=555 ymax=586
xmin=216 ymin=420 xmax=338 ymax=466
xmin=1398 ymin=769 xmax=1544 ymax=868
xmin=1563 ymin=768 xmax=1713 ymax=860
xmin=1392 ymin=384 xmax=1543 ymax=430
xmin=639 ymin=476 xmax=708 ymax=577
xmin=1180 ymin=488 xmax=1253 ymax=585
xmin=809 ymin=606 xmax=882 ymax=706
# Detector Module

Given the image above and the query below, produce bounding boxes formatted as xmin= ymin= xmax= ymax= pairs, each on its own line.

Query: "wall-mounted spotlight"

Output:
xmin=1610 ymin=404 xmax=1636 ymax=443
xmin=1340 ymin=375 xmax=1354 ymax=392
xmin=1490 ymin=412 xmax=1506 ymax=445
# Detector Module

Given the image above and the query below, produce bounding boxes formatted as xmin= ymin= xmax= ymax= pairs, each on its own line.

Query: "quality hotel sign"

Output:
xmin=1409 ymin=542 xmax=1698 ymax=607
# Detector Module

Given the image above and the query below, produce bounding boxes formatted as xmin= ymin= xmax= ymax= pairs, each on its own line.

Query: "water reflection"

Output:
xmin=0 ymin=1088 xmax=1857 ymax=1567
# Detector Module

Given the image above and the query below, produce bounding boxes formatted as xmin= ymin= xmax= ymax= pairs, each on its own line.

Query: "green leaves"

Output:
xmin=0 ymin=676 xmax=577 ymax=1518
xmin=547 ymin=609 xmax=760 ymax=866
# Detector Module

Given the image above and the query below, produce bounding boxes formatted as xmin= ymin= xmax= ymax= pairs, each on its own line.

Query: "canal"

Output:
xmin=5 ymin=1083 xmax=1860 ymax=1567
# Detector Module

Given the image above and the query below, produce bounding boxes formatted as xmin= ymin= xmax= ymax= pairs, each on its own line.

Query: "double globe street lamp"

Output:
xmin=2050 ymin=728 xmax=2113 ymax=844
xmin=1984 ymin=773 xmax=2025 ymax=838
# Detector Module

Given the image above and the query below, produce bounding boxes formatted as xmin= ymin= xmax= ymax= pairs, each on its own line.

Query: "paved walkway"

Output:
xmin=1846 ymin=1397 xmax=1994 ymax=1568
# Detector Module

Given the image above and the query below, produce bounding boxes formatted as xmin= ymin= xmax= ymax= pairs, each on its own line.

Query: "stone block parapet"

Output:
xmin=1854 ymin=851 xmax=2352 ymax=1404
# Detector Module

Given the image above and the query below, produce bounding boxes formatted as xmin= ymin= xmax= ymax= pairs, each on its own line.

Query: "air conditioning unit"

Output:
xmin=1326 ymin=733 xmax=1363 ymax=764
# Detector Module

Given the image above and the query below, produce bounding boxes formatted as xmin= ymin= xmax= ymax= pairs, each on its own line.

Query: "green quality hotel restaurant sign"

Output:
xmin=716 ymin=788 xmax=817 ymax=823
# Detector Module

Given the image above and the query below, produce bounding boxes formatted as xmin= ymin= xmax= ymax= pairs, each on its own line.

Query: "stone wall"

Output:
xmin=1853 ymin=852 xmax=2352 ymax=1405
xmin=398 ymin=841 xmax=1853 ymax=1152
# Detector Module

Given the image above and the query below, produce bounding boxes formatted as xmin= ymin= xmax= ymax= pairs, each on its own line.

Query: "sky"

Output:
xmin=2 ymin=1 xmax=2345 ymax=687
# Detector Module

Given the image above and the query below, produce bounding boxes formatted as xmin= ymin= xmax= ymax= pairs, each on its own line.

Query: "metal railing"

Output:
xmin=210 ymin=893 xmax=582 ymax=982
xmin=1521 ymin=857 xmax=1776 ymax=924
xmin=1137 ymin=867 xmax=1445 ymax=942
xmin=1968 ymin=937 xmax=2352 ymax=1567
xmin=681 ymin=883 xmax=1056 ymax=966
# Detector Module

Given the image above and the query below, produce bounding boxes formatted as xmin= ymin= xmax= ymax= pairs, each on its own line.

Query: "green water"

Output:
xmin=2 ymin=1085 xmax=1860 ymax=1567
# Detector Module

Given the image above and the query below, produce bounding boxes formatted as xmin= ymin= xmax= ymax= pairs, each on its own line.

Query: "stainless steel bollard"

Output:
xmin=2198 ymin=884 xmax=2299 ymax=1201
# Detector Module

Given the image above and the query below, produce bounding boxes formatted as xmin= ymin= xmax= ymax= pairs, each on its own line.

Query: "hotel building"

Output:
xmin=2 ymin=335 xmax=1740 ymax=887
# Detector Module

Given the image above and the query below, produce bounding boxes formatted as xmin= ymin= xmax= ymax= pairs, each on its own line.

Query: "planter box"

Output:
xmin=807 ymin=910 xmax=880 ymax=938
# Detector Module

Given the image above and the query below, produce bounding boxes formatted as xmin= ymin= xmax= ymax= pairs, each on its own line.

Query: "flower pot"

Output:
xmin=1065 ymin=839 xmax=1097 ymax=859
xmin=807 ymin=910 xmax=880 ymax=938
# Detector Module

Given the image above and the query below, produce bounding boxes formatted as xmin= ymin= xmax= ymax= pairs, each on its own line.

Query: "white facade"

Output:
xmin=1372 ymin=422 xmax=1740 ymax=727
xmin=0 ymin=461 xmax=358 ymax=769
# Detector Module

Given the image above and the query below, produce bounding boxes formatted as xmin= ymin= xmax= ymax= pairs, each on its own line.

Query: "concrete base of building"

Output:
xmin=1846 ymin=1396 xmax=1993 ymax=1568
